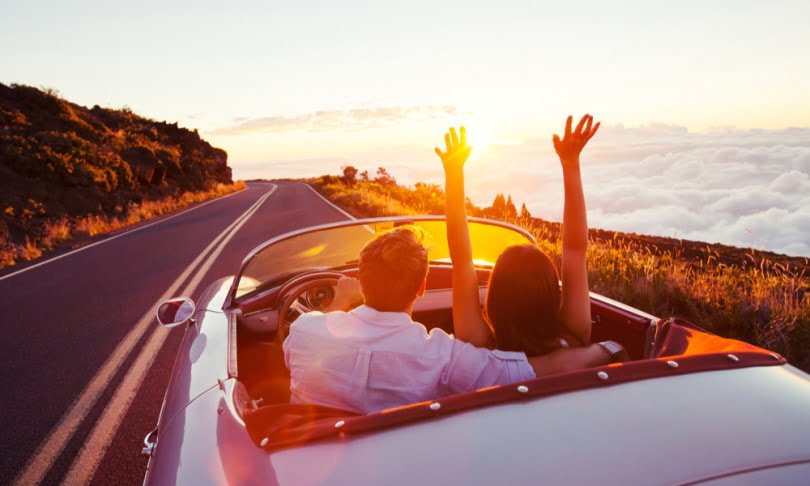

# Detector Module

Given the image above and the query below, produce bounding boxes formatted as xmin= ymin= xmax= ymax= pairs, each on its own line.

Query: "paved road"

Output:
xmin=0 ymin=181 xmax=351 ymax=485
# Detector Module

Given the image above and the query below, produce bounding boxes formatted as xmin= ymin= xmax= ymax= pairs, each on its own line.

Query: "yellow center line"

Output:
xmin=12 ymin=183 xmax=276 ymax=486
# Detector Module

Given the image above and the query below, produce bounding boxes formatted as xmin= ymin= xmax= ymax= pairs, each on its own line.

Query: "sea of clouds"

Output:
xmin=228 ymin=122 xmax=810 ymax=257
xmin=463 ymin=124 xmax=810 ymax=257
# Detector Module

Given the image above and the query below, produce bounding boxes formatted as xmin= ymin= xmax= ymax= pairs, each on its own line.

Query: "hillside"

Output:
xmin=0 ymin=83 xmax=239 ymax=268
xmin=303 ymin=169 xmax=810 ymax=370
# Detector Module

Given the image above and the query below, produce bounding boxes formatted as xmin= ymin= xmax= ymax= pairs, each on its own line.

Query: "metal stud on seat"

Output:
xmin=667 ymin=360 xmax=678 ymax=368
xmin=728 ymin=354 xmax=739 ymax=362
xmin=335 ymin=420 xmax=345 ymax=428
xmin=430 ymin=402 xmax=441 ymax=411
xmin=260 ymin=437 xmax=269 ymax=447
xmin=597 ymin=371 xmax=609 ymax=380
xmin=517 ymin=385 xmax=529 ymax=393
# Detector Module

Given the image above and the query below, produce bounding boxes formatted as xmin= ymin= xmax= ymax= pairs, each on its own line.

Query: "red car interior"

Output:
xmin=238 ymin=316 xmax=783 ymax=451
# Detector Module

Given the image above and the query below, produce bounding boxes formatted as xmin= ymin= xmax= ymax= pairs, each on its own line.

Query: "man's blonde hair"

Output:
xmin=359 ymin=225 xmax=430 ymax=312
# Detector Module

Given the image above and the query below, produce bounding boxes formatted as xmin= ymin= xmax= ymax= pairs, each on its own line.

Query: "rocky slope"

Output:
xmin=0 ymin=83 xmax=233 ymax=259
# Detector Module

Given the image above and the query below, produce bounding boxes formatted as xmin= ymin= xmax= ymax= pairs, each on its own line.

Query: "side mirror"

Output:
xmin=156 ymin=297 xmax=196 ymax=328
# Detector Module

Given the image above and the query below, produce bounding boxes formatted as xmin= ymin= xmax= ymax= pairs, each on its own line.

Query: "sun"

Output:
xmin=465 ymin=124 xmax=490 ymax=154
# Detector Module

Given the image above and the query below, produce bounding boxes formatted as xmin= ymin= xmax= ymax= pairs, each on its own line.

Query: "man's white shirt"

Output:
xmin=283 ymin=305 xmax=536 ymax=414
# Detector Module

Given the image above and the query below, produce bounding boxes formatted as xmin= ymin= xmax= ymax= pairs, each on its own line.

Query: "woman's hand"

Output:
xmin=435 ymin=126 xmax=472 ymax=174
xmin=555 ymin=114 xmax=596 ymax=345
xmin=435 ymin=125 xmax=492 ymax=347
xmin=553 ymin=114 xmax=600 ymax=168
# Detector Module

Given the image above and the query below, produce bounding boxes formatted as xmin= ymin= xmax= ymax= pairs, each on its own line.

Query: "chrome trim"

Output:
xmin=674 ymin=457 xmax=810 ymax=485
xmin=224 ymin=215 xmax=537 ymax=309
xmin=142 ymin=427 xmax=157 ymax=456
xmin=227 ymin=312 xmax=238 ymax=379
xmin=588 ymin=291 xmax=660 ymax=321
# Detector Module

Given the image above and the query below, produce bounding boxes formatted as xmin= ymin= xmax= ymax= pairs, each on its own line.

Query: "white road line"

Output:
xmin=0 ymin=184 xmax=251 ymax=282
xmin=303 ymin=183 xmax=356 ymax=220
xmin=12 ymin=184 xmax=276 ymax=486
xmin=60 ymin=184 xmax=277 ymax=486
xmin=303 ymin=183 xmax=377 ymax=234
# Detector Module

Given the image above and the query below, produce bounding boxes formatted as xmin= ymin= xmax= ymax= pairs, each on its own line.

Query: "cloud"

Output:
xmin=468 ymin=125 xmax=810 ymax=257
xmin=228 ymin=121 xmax=809 ymax=257
xmin=210 ymin=105 xmax=459 ymax=136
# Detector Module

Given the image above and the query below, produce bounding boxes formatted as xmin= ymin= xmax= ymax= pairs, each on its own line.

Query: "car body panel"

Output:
xmin=145 ymin=379 xmax=273 ymax=486
xmin=265 ymin=365 xmax=810 ymax=486
xmin=155 ymin=278 xmax=232 ymax=426
xmin=145 ymin=216 xmax=810 ymax=485
xmin=147 ymin=364 xmax=810 ymax=485
xmin=143 ymin=277 xmax=235 ymax=484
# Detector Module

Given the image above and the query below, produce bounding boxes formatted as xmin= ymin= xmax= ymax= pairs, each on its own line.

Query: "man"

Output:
xmin=283 ymin=225 xmax=615 ymax=414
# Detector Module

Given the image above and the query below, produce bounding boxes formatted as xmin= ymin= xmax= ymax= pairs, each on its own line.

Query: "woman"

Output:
xmin=435 ymin=115 xmax=625 ymax=369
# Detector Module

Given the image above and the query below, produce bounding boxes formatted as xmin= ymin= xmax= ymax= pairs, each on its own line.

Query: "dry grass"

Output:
xmin=308 ymin=177 xmax=810 ymax=371
xmin=312 ymin=177 xmax=439 ymax=217
xmin=0 ymin=181 xmax=246 ymax=269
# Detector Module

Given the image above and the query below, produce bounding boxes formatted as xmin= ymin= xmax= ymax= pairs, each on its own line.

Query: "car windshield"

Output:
xmin=233 ymin=217 xmax=535 ymax=301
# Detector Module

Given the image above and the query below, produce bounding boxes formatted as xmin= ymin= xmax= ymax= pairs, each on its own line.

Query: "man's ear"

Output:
xmin=416 ymin=277 xmax=427 ymax=297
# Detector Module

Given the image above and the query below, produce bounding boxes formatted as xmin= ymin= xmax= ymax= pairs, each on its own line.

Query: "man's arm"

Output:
xmin=443 ymin=339 xmax=624 ymax=396
xmin=323 ymin=276 xmax=364 ymax=312
xmin=527 ymin=344 xmax=612 ymax=376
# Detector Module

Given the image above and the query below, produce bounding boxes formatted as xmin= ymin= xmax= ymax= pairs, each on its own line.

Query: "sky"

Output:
xmin=2 ymin=0 xmax=809 ymax=256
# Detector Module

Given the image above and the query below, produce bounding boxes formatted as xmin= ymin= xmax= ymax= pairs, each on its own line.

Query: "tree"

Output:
xmin=491 ymin=193 xmax=506 ymax=217
xmin=520 ymin=203 xmax=532 ymax=220
xmin=375 ymin=166 xmax=396 ymax=186
xmin=342 ymin=165 xmax=358 ymax=185
xmin=466 ymin=197 xmax=482 ymax=217
xmin=505 ymin=195 xmax=518 ymax=220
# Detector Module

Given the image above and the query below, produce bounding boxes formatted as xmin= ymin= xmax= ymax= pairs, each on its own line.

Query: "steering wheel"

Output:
xmin=275 ymin=271 xmax=346 ymax=343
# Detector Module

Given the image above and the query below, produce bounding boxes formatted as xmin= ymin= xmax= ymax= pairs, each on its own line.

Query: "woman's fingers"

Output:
xmin=585 ymin=121 xmax=601 ymax=143
xmin=575 ymin=114 xmax=588 ymax=135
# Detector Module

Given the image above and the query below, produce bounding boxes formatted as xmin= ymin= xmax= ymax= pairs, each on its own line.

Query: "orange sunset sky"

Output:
xmin=2 ymin=0 xmax=809 ymax=255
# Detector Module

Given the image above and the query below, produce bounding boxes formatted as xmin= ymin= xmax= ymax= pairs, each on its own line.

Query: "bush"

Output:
xmin=305 ymin=173 xmax=810 ymax=372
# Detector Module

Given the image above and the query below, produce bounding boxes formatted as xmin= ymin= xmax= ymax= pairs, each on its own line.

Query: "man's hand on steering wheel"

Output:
xmin=324 ymin=276 xmax=364 ymax=312
xmin=277 ymin=272 xmax=362 ymax=344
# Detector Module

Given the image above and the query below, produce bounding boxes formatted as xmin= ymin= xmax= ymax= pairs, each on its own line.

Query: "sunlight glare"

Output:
xmin=466 ymin=124 xmax=491 ymax=155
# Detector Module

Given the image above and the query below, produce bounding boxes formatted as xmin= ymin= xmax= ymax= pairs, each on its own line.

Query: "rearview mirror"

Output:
xmin=156 ymin=297 xmax=196 ymax=328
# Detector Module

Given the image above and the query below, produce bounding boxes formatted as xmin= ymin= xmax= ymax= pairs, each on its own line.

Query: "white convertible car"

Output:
xmin=143 ymin=216 xmax=810 ymax=485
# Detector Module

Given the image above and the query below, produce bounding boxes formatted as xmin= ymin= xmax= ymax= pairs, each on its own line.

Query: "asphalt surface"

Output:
xmin=0 ymin=181 xmax=351 ymax=485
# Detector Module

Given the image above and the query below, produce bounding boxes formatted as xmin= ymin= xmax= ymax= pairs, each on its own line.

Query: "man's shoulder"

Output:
xmin=289 ymin=310 xmax=342 ymax=333
xmin=425 ymin=326 xmax=454 ymax=343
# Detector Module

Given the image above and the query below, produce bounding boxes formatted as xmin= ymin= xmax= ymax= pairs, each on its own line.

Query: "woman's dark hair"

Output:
xmin=485 ymin=244 xmax=562 ymax=356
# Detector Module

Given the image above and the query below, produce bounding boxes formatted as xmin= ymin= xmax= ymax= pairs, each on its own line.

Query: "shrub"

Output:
xmin=306 ymin=173 xmax=810 ymax=372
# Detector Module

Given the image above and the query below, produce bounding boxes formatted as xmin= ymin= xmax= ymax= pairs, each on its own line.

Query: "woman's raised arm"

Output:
xmin=435 ymin=127 xmax=493 ymax=347
xmin=553 ymin=115 xmax=600 ymax=346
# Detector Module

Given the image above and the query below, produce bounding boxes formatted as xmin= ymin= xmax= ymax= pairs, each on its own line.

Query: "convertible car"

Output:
xmin=143 ymin=216 xmax=810 ymax=485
